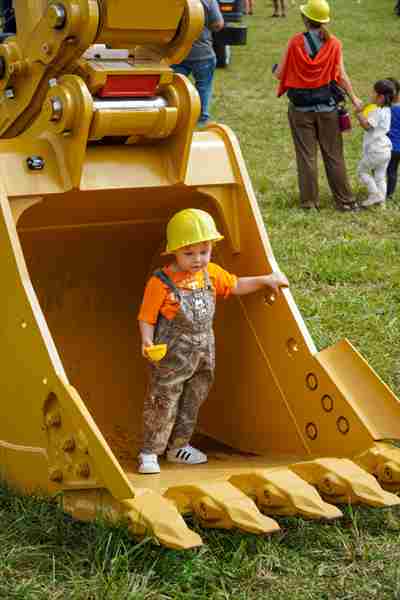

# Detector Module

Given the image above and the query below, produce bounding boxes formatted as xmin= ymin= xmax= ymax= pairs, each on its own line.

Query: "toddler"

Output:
xmin=355 ymin=79 xmax=395 ymax=208
xmin=386 ymin=78 xmax=400 ymax=199
xmin=137 ymin=208 xmax=288 ymax=474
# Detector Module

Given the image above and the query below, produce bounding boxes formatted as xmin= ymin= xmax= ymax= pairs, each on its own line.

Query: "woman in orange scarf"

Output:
xmin=274 ymin=0 xmax=362 ymax=211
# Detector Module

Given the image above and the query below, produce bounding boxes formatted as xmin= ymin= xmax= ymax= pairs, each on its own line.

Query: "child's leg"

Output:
xmin=272 ymin=0 xmax=280 ymax=16
xmin=168 ymin=363 xmax=214 ymax=450
xmin=280 ymin=0 xmax=286 ymax=16
xmin=141 ymin=378 xmax=184 ymax=455
xmin=358 ymin=153 xmax=379 ymax=198
xmin=387 ymin=151 xmax=400 ymax=198
xmin=374 ymin=154 xmax=391 ymax=201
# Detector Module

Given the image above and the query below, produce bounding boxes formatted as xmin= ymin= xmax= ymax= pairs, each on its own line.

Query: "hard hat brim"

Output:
xmin=162 ymin=235 xmax=224 ymax=255
xmin=300 ymin=4 xmax=330 ymax=23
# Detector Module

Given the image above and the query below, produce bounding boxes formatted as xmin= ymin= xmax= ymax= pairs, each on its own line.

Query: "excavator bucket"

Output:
xmin=0 ymin=0 xmax=399 ymax=549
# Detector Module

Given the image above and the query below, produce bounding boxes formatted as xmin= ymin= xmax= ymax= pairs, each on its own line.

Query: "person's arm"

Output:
xmin=354 ymin=111 xmax=372 ymax=131
xmin=208 ymin=0 xmax=224 ymax=32
xmin=231 ymin=271 xmax=289 ymax=297
xmin=273 ymin=42 xmax=289 ymax=80
xmin=338 ymin=55 xmax=363 ymax=110
xmin=139 ymin=320 xmax=155 ymax=358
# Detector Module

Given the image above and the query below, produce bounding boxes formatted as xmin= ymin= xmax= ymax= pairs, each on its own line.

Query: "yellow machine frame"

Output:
xmin=0 ymin=0 xmax=399 ymax=549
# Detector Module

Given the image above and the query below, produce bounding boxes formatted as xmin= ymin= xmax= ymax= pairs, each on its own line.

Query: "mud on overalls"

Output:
xmin=141 ymin=269 xmax=216 ymax=455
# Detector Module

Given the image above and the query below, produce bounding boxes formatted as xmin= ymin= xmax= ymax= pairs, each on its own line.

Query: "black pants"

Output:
xmin=387 ymin=151 xmax=400 ymax=198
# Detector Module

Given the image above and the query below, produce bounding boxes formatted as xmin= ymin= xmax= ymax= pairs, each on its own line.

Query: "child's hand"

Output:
xmin=142 ymin=342 xmax=154 ymax=359
xmin=264 ymin=271 xmax=289 ymax=295
xmin=351 ymin=96 xmax=364 ymax=112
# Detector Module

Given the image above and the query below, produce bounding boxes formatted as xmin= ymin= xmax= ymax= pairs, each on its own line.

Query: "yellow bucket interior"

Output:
xmin=16 ymin=187 xmax=309 ymax=474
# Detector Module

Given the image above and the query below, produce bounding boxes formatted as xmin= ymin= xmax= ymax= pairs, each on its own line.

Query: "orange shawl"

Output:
xmin=277 ymin=33 xmax=342 ymax=97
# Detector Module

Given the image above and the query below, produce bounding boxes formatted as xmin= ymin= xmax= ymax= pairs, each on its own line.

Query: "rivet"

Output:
xmin=305 ymin=422 xmax=318 ymax=440
xmin=48 ymin=78 xmax=58 ymax=88
xmin=21 ymin=321 xmax=27 ymax=329
xmin=264 ymin=292 xmax=276 ymax=306
xmin=42 ymin=377 xmax=48 ymax=385
xmin=321 ymin=394 xmax=334 ymax=412
xmin=286 ymin=338 xmax=299 ymax=356
xmin=27 ymin=156 xmax=45 ymax=171
xmin=337 ymin=416 xmax=350 ymax=435
xmin=62 ymin=437 xmax=75 ymax=452
xmin=41 ymin=42 xmax=53 ymax=56
xmin=49 ymin=468 xmax=63 ymax=483
xmin=384 ymin=466 xmax=393 ymax=481
xmin=46 ymin=411 xmax=61 ymax=427
xmin=5 ymin=87 xmax=14 ymax=99
xmin=306 ymin=373 xmax=318 ymax=391
xmin=47 ymin=3 xmax=67 ymax=29
xmin=49 ymin=96 xmax=63 ymax=122
xmin=76 ymin=462 xmax=90 ymax=478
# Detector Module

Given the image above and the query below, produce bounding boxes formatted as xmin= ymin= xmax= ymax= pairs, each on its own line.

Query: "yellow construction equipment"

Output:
xmin=0 ymin=0 xmax=399 ymax=549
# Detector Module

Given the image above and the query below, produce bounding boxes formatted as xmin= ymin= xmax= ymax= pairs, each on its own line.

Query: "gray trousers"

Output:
xmin=288 ymin=106 xmax=354 ymax=209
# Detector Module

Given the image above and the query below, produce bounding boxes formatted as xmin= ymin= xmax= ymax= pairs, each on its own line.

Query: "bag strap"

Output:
xmin=304 ymin=31 xmax=320 ymax=60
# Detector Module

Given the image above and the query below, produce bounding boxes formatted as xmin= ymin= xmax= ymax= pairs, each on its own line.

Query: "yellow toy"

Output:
xmin=0 ymin=0 xmax=398 ymax=549
xmin=363 ymin=103 xmax=378 ymax=117
xmin=145 ymin=344 xmax=168 ymax=362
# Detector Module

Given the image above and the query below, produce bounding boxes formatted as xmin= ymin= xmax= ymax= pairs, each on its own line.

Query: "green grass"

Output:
xmin=3 ymin=1 xmax=400 ymax=598
xmin=214 ymin=0 xmax=400 ymax=392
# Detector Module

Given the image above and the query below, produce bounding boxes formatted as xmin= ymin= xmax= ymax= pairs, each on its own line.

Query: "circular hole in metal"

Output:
xmin=264 ymin=293 xmax=276 ymax=306
xmin=384 ymin=466 xmax=393 ymax=481
xmin=337 ymin=416 xmax=350 ymax=435
xmin=306 ymin=422 xmax=318 ymax=441
xmin=286 ymin=338 xmax=299 ymax=356
xmin=321 ymin=394 xmax=334 ymax=413
xmin=306 ymin=373 xmax=318 ymax=391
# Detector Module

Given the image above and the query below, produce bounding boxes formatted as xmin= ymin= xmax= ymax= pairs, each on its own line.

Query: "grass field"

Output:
xmin=3 ymin=1 xmax=400 ymax=598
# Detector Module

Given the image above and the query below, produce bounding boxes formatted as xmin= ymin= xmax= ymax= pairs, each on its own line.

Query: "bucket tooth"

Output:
xmin=165 ymin=481 xmax=280 ymax=534
xmin=122 ymin=490 xmax=203 ymax=550
xmin=291 ymin=458 xmax=400 ymax=507
xmin=355 ymin=442 xmax=400 ymax=492
xmin=229 ymin=468 xmax=342 ymax=520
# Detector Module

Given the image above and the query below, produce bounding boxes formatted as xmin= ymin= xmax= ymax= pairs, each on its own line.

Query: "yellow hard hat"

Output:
xmin=300 ymin=0 xmax=330 ymax=23
xmin=164 ymin=209 xmax=224 ymax=254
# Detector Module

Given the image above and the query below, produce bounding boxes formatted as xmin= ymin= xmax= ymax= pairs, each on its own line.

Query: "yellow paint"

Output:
xmin=0 ymin=0 xmax=399 ymax=549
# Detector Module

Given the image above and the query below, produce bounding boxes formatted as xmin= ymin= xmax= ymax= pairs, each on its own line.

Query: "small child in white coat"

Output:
xmin=355 ymin=80 xmax=395 ymax=207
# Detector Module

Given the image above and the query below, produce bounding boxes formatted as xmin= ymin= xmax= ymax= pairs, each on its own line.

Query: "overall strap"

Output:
xmin=153 ymin=269 xmax=181 ymax=299
xmin=203 ymin=269 xmax=215 ymax=292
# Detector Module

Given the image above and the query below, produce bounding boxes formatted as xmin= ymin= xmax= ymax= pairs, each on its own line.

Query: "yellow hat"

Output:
xmin=164 ymin=209 xmax=223 ymax=254
xmin=300 ymin=0 xmax=330 ymax=24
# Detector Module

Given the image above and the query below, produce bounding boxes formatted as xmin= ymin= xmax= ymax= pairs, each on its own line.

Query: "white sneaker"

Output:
xmin=361 ymin=194 xmax=385 ymax=207
xmin=166 ymin=445 xmax=207 ymax=465
xmin=137 ymin=453 xmax=160 ymax=474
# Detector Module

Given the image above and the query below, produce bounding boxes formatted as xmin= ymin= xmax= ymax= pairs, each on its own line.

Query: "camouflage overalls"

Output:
xmin=141 ymin=269 xmax=216 ymax=455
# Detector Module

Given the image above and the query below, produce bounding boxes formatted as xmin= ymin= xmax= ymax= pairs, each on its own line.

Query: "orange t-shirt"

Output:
xmin=138 ymin=263 xmax=237 ymax=325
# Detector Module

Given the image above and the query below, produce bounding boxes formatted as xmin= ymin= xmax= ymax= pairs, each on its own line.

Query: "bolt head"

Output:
xmin=47 ymin=4 xmax=67 ymax=29
xmin=49 ymin=468 xmax=63 ymax=483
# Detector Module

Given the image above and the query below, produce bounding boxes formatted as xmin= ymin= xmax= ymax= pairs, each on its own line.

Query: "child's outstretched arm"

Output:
xmin=231 ymin=271 xmax=289 ymax=297
xmin=354 ymin=110 xmax=372 ymax=131
xmin=139 ymin=320 xmax=155 ymax=358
